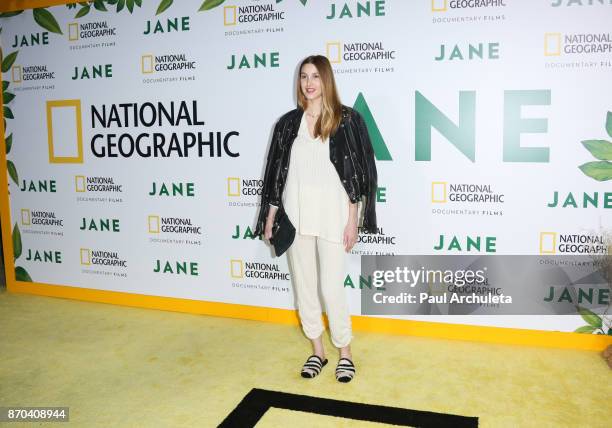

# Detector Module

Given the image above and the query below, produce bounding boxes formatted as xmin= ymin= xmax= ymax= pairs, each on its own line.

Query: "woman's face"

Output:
xmin=300 ymin=63 xmax=322 ymax=102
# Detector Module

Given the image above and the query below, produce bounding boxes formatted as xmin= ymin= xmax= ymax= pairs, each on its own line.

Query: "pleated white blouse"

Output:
xmin=280 ymin=113 xmax=350 ymax=244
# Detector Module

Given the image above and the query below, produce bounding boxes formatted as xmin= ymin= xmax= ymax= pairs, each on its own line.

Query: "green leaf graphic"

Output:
xmin=199 ymin=0 xmax=225 ymax=11
xmin=574 ymin=325 xmax=596 ymax=333
xmin=12 ymin=222 xmax=21 ymax=259
xmin=3 ymin=91 xmax=15 ymax=104
xmin=4 ymin=105 xmax=14 ymax=119
xmin=578 ymin=161 xmax=612 ymax=181
xmin=7 ymin=159 xmax=18 ymax=184
xmin=5 ymin=133 xmax=12 ymax=154
xmin=76 ymin=5 xmax=91 ymax=18
xmin=1 ymin=51 xmax=18 ymax=73
xmin=107 ymin=0 xmax=118 ymax=5
xmin=126 ymin=0 xmax=135 ymax=13
xmin=2 ymin=81 xmax=8 ymax=91
xmin=93 ymin=0 xmax=107 ymax=12
xmin=606 ymin=111 xmax=612 ymax=139
xmin=117 ymin=0 xmax=126 ymax=13
xmin=299 ymin=0 xmax=307 ymax=5
xmin=156 ymin=0 xmax=173 ymax=15
xmin=581 ymin=139 xmax=612 ymax=161
xmin=33 ymin=8 xmax=63 ymax=34
xmin=135 ymin=0 xmax=142 ymax=6
xmin=15 ymin=266 xmax=32 ymax=282
xmin=0 ymin=11 xmax=24 ymax=18
xmin=577 ymin=306 xmax=602 ymax=328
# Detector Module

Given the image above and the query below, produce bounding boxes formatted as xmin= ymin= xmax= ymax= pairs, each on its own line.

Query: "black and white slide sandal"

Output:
xmin=335 ymin=357 xmax=356 ymax=383
xmin=300 ymin=355 xmax=328 ymax=378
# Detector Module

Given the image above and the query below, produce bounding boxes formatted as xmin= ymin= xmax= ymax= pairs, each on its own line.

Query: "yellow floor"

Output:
xmin=0 ymin=290 xmax=610 ymax=427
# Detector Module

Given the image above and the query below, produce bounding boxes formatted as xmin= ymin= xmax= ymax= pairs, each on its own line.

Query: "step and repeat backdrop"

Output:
xmin=1 ymin=0 xmax=610 ymax=333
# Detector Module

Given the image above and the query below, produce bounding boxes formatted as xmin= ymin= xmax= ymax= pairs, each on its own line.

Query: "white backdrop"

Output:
xmin=1 ymin=0 xmax=611 ymax=333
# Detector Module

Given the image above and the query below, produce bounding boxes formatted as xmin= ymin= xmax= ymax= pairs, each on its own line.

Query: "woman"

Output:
xmin=254 ymin=55 xmax=377 ymax=383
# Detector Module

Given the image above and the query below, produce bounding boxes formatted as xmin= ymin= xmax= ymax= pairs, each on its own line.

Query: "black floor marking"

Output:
xmin=219 ymin=388 xmax=478 ymax=427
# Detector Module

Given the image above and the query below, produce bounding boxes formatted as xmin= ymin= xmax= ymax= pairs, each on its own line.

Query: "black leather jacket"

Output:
xmin=254 ymin=105 xmax=377 ymax=237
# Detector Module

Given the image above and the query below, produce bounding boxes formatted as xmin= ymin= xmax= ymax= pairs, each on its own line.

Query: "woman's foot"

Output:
xmin=335 ymin=357 xmax=356 ymax=382
xmin=300 ymin=354 xmax=328 ymax=378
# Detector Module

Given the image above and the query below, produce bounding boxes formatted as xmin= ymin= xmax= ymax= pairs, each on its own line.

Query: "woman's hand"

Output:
xmin=343 ymin=218 xmax=358 ymax=252
xmin=264 ymin=219 xmax=274 ymax=241
xmin=264 ymin=205 xmax=278 ymax=241
xmin=344 ymin=202 xmax=359 ymax=252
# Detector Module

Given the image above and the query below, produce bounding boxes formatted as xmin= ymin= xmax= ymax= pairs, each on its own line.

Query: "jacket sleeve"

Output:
xmin=353 ymin=111 xmax=378 ymax=234
xmin=254 ymin=119 xmax=282 ymax=238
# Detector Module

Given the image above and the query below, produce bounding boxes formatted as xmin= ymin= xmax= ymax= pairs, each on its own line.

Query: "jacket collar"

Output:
xmin=291 ymin=107 xmax=304 ymax=132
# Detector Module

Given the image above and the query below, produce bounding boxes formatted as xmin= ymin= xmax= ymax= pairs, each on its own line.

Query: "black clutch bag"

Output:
xmin=269 ymin=208 xmax=296 ymax=256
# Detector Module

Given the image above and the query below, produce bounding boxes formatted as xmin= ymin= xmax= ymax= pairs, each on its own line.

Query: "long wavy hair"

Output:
xmin=296 ymin=55 xmax=342 ymax=141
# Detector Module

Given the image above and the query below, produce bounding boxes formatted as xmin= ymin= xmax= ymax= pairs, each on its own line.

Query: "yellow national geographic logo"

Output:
xmin=80 ymin=248 xmax=91 ymax=265
xmin=230 ymin=259 xmax=244 ymax=279
xmin=431 ymin=181 xmax=447 ymax=203
xmin=68 ymin=22 xmax=79 ymax=41
xmin=224 ymin=6 xmax=237 ymax=25
xmin=148 ymin=215 xmax=160 ymax=233
xmin=227 ymin=177 xmax=240 ymax=196
xmin=75 ymin=175 xmax=86 ymax=192
xmin=326 ymin=42 xmax=342 ymax=63
xmin=428 ymin=280 xmax=446 ymax=297
xmin=539 ymin=232 xmax=557 ymax=254
xmin=431 ymin=0 xmax=448 ymax=12
xmin=21 ymin=208 xmax=31 ymax=226
xmin=544 ymin=33 xmax=561 ymax=56
xmin=141 ymin=54 xmax=155 ymax=73
xmin=11 ymin=65 xmax=22 ymax=83
xmin=46 ymin=99 xmax=84 ymax=164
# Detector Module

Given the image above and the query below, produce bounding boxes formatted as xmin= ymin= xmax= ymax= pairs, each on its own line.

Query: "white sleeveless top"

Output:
xmin=281 ymin=113 xmax=350 ymax=243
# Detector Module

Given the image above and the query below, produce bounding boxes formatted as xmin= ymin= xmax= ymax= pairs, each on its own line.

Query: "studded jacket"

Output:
xmin=253 ymin=105 xmax=377 ymax=237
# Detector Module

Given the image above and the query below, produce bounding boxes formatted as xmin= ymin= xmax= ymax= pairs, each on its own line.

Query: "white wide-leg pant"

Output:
xmin=286 ymin=232 xmax=353 ymax=348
